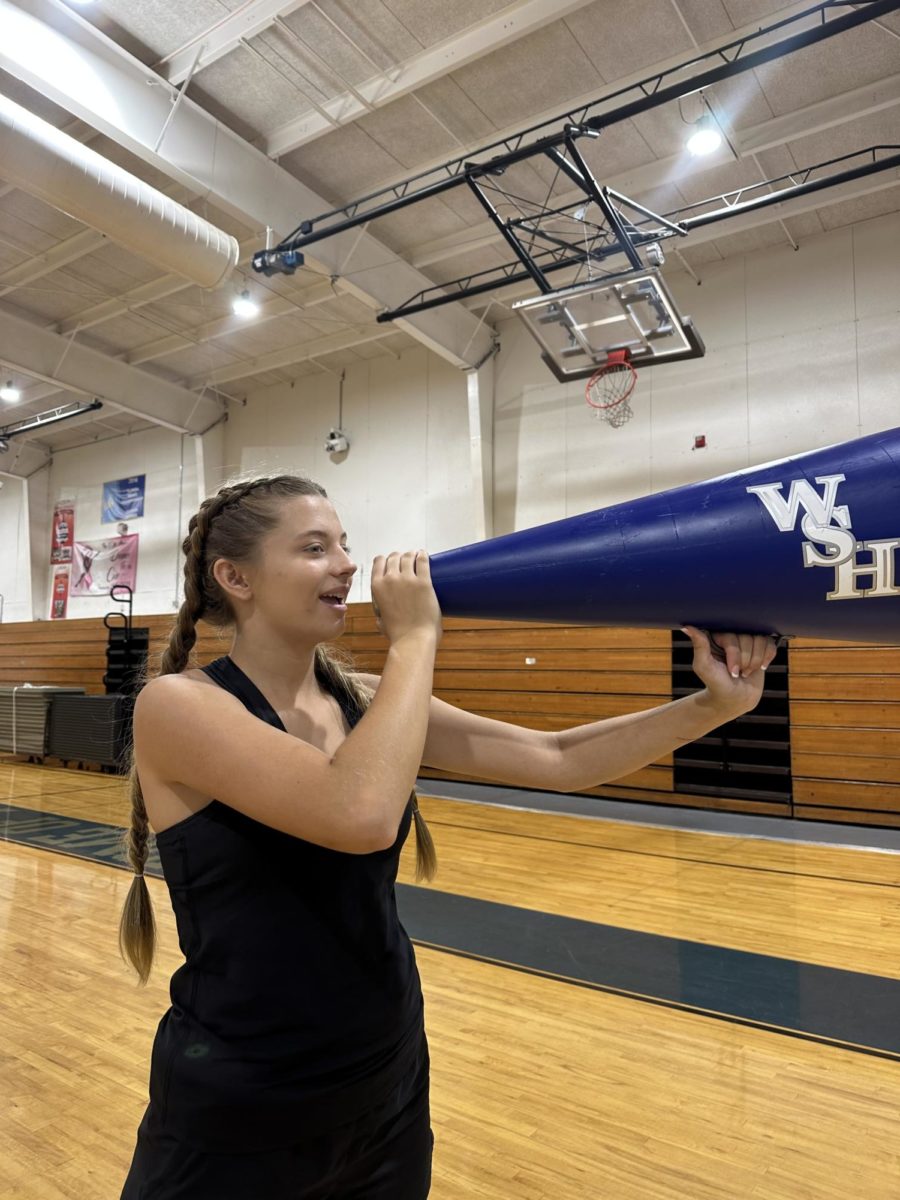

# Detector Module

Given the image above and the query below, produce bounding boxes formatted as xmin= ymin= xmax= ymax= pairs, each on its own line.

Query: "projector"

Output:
xmin=324 ymin=429 xmax=349 ymax=454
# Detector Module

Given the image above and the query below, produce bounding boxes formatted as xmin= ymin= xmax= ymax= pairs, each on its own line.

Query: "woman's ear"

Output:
xmin=211 ymin=557 xmax=252 ymax=606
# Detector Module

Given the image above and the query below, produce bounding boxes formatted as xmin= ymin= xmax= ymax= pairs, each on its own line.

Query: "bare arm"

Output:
xmin=353 ymin=677 xmax=737 ymax=795
xmin=555 ymin=626 xmax=778 ymax=791
xmin=553 ymin=690 xmax=740 ymax=792
xmin=351 ymin=627 xmax=776 ymax=793
xmin=331 ymin=630 xmax=439 ymax=834
xmin=134 ymin=629 xmax=438 ymax=854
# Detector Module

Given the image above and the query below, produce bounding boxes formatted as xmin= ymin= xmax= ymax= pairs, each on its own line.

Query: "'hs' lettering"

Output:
xmin=746 ymin=474 xmax=900 ymax=601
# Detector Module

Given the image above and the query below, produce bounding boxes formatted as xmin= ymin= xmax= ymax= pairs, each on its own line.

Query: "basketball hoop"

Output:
xmin=585 ymin=350 xmax=637 ymax=427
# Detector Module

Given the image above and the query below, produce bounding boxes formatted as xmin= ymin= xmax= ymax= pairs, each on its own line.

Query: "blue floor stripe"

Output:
xmin=3 ymin=801 xmax=898 ymax=1059
xmin=395 ymin=884 xmax=900 ymax=1057
xmin=0 ymin=803 xmax=162 ymax=874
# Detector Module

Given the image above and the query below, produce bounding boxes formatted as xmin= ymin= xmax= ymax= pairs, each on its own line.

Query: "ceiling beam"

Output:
xmin=156 ymin=0 xmax=315 ymax=87
xmin=18 ymin=272 xmax=342 ymax=409
xmin=0 ymin=306 xmax=224 ymax=434
xmin=57 ymin=272 xmax=199 ymax=337
xmin=16 ymin=274 xmax=340 ymax=410
xmin=737 ymin=71 xmax=900 ymax=156
xmin=0 ymin=0 xmax=492 ymax=369
xmin=13 ymin=234 xmax=340 ymax=408
xmin=0 ymin=228 xmax=106 ymax=298
xmin=126 ymin=278 xmax=340 ymax=366
xmin=14 ymin=267 xmax=206 ymax=405
xmin=0 ymin=437 xmax=50 ymax=477
xmin=185 ymin=325 xmax=395 ymax=388
xmin=337 ymin=0 xmax=831 ymax=216
xmin=407 ymin=72 xmax=900 ymax=270
xmin=656 ymin=169 xmax=900 ymax=250
xmin=45 ymin=232 xmax=260 ymax=350
xmin=264 ymin=0 xmax=598 ymax=159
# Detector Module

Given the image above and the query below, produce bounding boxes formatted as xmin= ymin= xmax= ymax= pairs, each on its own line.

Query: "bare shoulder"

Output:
xmin=140 ymin=666 xmax=214 ymax=691
xmin=134 ymin=669 xmax=247 ymax=763
xmin=137 ymin=667 xmax=226 ymax=707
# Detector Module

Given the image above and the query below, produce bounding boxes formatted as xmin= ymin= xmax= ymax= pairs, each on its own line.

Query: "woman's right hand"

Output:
xmin=371 ymin=550 xmax=443 ymax=647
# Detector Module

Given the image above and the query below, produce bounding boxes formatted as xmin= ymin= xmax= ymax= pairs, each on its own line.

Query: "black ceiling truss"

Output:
xmin=0 ymin=400 xmax=103 ymax=445
xmin=251 ymin=0 xmax=900 ymax=320
xmin=374 ymin=142 xmax=900 ymax=320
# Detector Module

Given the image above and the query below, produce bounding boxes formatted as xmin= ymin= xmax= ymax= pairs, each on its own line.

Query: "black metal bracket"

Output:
xmin=373 ymin=144 xmax=900 ymax=321
xmin=252 ymin=0 xmax=900 ymax=285
xmin=0 ymin=399 xmax=103 ymax=440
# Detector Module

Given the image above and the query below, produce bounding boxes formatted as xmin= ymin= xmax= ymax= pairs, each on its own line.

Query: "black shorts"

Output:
xmin=120 ymin=1041 xmax=432 ymax=1200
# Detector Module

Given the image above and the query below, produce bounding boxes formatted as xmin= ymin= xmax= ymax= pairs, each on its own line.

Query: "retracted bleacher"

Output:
xmin=47 ymin=692 xmax=134 ymax=771
xmin=0 ymin=685 xmax=86 ymax=758
xmin=40 ymin=586 xmax=147 ymax=772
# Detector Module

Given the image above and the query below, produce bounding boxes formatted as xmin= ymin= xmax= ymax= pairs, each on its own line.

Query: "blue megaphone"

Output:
xmin=429 ymin=426 xmax=900 ymax=644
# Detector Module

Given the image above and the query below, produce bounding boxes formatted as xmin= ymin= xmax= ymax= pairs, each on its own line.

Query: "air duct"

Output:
xmin=0 ymin=91 xmax=239 ymax=289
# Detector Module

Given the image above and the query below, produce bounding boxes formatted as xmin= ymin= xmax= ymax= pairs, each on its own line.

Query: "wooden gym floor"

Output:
xmin=2 ymin=759 xmax=900 ymax=1198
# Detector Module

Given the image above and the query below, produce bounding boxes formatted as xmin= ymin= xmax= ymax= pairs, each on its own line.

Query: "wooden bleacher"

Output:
xmin=1 ymin=609 xmax=897 ymax=823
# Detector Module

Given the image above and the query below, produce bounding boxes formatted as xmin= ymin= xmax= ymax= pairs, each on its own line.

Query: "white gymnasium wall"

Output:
xmin=0 ymin=473 xmax=32 ymax=622
xmin=493 ymin=211 xmax=900 ymax=533
xmin=6 ymin=210 xmax=897 ymax=620
xmin=222 ymin=346 xmax=472 ymax=605
xmin=38 ymin=428 xmax=199 ymax=620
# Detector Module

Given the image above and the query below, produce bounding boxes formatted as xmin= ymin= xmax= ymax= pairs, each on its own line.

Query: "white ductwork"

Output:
xmin=0 ymin=91 xmax=239 ymax=289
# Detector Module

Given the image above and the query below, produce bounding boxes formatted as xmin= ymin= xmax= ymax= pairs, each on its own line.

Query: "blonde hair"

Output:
xmin=118 ymin=475 xmax=436 ymax=984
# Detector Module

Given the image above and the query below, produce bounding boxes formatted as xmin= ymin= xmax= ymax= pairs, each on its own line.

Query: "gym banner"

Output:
xmin=71 ymin=533 xmax=139 ymax=596
xmin=49 ymin=565 xmax=70 ymax=620
xmin=51 ymin=503 xmax=75 ymax=563
xmin=102 ymin=474 xmax=145 ymax=523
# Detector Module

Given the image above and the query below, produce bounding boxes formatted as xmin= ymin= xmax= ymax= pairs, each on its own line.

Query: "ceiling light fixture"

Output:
xmin=0 ymin=381 xmax=21 ymax=403
xmin=686 ymin=113 xmax=722 ymax=157
xmin=232 ymin=289 xmax=260 ymax=318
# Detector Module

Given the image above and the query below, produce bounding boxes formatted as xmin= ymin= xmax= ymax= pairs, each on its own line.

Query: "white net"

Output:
xmin=585 ymin=358 xmax=636 ymax=428
xmin=589 ymin=394 xmax=633 ymax=427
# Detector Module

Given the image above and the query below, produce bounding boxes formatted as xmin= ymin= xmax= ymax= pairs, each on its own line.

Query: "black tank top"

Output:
xmin=146 ymin=656 xmax=424 ymax=1152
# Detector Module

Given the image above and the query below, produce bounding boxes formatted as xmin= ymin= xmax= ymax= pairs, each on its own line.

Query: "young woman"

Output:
xmin=119 ymin=474 xmax=777 ymax=1199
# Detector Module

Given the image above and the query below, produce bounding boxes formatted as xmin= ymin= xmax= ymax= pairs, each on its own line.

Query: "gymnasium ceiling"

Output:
xmin=0 ymin=0 xmax=898 ymax=472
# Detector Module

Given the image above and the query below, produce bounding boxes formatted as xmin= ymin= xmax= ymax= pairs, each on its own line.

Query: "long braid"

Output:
xmin=118 ymin=480 xmax=267 ymax=982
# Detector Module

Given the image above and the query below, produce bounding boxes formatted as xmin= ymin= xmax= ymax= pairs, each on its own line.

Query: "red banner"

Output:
xmin=51 ymin=503 xmax=75 ymax=564
xmin=50 ymin=565 xmax=70 ymax=620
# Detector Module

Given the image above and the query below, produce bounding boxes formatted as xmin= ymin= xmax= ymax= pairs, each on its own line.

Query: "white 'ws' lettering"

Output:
xmin=746 ymin=474 xmax=900 ymax=601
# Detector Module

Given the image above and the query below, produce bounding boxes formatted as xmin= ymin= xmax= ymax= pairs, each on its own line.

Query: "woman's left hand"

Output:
xmin=681 ymin=625 xmax=780 ymax=715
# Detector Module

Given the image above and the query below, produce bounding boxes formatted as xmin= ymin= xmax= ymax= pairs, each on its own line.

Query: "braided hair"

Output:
xmin=118 ymin=476 xmax=436 ymax=984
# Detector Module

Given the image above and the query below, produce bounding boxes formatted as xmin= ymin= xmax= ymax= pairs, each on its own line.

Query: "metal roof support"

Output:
xmin=262 ymin=0 xmax=598 ymax=158
xmin=374 ymin=145 xmax=900 ymax=320
xmin=558 ymin=136 xmax=644 ymax=272
xmin=157 ymin=0 xmax=316 ymax=85
xmin=407 ymin=72 xmax=900 ymax=272
xmin=0 ymin=306 xmax=224 ymax=435
xmin=465 ymin=177 xmax=554 ymax=295
xmin=265 ymin=0 xmax=900 ymax=260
